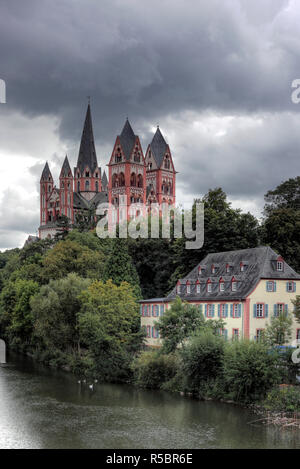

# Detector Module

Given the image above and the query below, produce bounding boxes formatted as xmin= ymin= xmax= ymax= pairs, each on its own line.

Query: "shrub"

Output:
xmin=132 ymin=350 xmax=179 ymax=389
xmin=264 ymin=386 xmax=300 ymax=412
xmin=223 ymin=340 xmax=280 ymax=402
xmin=180 ymin=332 xmax=225 ymax=397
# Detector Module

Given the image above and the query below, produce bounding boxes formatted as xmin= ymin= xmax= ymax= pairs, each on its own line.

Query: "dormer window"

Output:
xmin=186 ymin=282 xmax=191 ymax=294
xmin=198 ymin=266 xmax=202 ymax=275
xmin=231 ymin=279 xmax=237 ymax=292
xmin=176 ymin=283 xmax=181 ymax=295
xmin=207 ymin=280 xmax=212 ymax=293
xmin=211 ymin=265 xmax=216 ymax=274
xmin=277 ymin=261 xmax=283 ymax=271
xmin=196 ymin=283 xmax=200 ymax=294
xmin=240 ymin=262 xmax=244 ymax=272
xmin=219 ymin=280 xmax=225 ymax=292
xmin=226 ymin=264 xmax=231 ymax=273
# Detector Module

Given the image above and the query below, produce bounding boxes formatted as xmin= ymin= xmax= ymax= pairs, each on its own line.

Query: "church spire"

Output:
xmin=60 ymin=155 xmax=72 ymax=178
xmin=76 ymin=103 xmax=98 ymax=173
xmin=40 ymin=162 xmax=53 ymax=181
xmin=119 ymin=118 xmax=136 ymax=160
xmin=150 ymin=127 xmax=168 ymax=167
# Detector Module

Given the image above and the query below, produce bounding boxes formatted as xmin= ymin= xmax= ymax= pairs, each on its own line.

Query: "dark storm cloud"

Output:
xmin=1 ymin=0 xmax=298 ymax=143
xmin=0 ymin=0 xmax=300 ymax=250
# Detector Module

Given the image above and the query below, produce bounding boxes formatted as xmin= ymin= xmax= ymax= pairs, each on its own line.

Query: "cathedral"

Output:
xmin=39 ymin=104 xmax=177 ymax=239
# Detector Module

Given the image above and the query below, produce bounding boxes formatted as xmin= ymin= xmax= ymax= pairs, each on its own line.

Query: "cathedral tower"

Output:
xmin=74 ymin=103 xmax=102 ymax=200
xmin=59 ymin=155 xmax=74 ymax=223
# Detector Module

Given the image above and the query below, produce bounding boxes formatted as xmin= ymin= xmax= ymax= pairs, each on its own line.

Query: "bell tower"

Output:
xmin=59 ymin=155 xmax=74 ymax=223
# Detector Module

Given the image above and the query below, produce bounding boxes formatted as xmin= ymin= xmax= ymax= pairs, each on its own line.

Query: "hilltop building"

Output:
xmin=39 ymin=104 xmax=176 ymax=238
xmin=140 ymin=246 xmax=300 ymax=346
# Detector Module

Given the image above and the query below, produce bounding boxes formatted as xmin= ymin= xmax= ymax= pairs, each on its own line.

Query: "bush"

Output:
xmin=132 ymin=350 xmax=179 ymax=389
xmin=223 ymin=340 xmax=280 ymax=402
xmin=264 ymin=386 xmax=300 ymax=412
xmin=180 ymin=332 xmax=225 ymax=397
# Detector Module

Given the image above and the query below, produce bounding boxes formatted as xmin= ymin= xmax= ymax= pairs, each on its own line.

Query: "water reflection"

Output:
xmin=0 ymin=354 xmax=299 ymax=449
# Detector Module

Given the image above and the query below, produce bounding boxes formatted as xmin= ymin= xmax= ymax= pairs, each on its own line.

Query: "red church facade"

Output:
xmin=38 ymin=104 xmax=177 ymax=239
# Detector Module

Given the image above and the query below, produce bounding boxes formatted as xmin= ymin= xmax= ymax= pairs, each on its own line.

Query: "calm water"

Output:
xmin=0 ymin=354 xmax=299 ymax=449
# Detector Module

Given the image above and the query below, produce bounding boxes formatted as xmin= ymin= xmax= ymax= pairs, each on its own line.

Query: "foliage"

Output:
xmin=264 ymin=176 xmax=300 ymax=215
xmin=264 ymin=312 xmax=293 ymax=346
xmin=54 ymin=214 xmax=72 ymax=241
xmin=180 ymin=331 xmax=225 ymax=397
xmin=31 ymin=273 xmax=90 ymax=355
xmin=292 ymin=295 xmax=300 ymax=324
xmin=104 ymin=238 xmax=142 ymax=299
xmin=132 ymin=350 xmax=179 ymax=389
xmin=223 ymin=340 xmax=280 ymax=402
xmin=157 ymin=296 xmax=225 ymax=353
xmin=78 ymin=279 xmax=143 ymax=381
xmin=264 ymin=386 xmax=300 ymax=412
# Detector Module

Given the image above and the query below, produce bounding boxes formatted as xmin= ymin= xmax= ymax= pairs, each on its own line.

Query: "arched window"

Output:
xmin=77 ymin=181 xmax=80 ymax=192
xmin=119 ymin=172 xmax=125 ymax=186
xmin=96 ymin=181 xmax=99 ymax=192
xmin=137 ymin=174 xmax=143 ymax=188
xmin=112 ymin=174 xmax=118 ymax=188
xmin=85 ymin=180 xmax=90 ymax=191
xmin=130 ymin=173 xmax=136 ymax=187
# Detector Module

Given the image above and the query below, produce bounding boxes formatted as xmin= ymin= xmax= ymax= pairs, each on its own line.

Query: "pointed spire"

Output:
xmin=150 ymin=127 xmax=168 ymax=167
xmin=101 ymin=170 xmax=108 ymax=189
xmin=119 ymin=119 xmax=136 ymax=160
xmin=60 ymin=155 xmax=72 ymax=178
xmin=41 ymin=162 xmax=53 ymax=181
xmin=76 ymin=104 xmax=98 ymax=173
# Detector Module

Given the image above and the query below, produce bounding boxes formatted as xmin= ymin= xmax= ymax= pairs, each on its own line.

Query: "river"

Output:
xmin=0 ymin=353 xmax=299 ymax=449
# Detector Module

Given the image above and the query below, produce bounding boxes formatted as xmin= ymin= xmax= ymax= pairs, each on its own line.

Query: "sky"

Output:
xmin=0 ymin=0 xmax=300 ymax=250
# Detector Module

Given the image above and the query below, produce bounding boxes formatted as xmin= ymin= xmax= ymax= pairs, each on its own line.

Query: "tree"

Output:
xmin=292 ymin=295 xmax=300 ymax=324
xmin=54 ymin=215 xmax=72 ymax=241
xmin=104 ymin=239 xmax=142 ymax=299
xmin=264 ymin=312 xmax=293 ymax=346
xmin=223 ymin=341 xmax=280 ymax=402
xmin=169 ymin=188 xmax=260 ymax=288
xmin=78 ymin=279 xmax=143 ymax=381
xmin=264 ymin=176 xmax=300 ymax=215
xmin=180 ymin=332 xmax=225 ymax=396
xmin=31 ymin=273 xmax=90 ymax=355
xmin=262 ymin=177 xmax=300 ymax=273
xmin=157 ymin=296 xmax=225 ymax=353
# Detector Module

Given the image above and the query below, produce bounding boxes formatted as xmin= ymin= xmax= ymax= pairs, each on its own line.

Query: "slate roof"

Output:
xmin=89 ymin=191 xmax=108 ymax=209
xmin=150 ymin=127 xmax=168 ymax=168
xmin=119 ymin=119 xmax=136 ymax=160
xmin=140 ymin=246 xmax=300 ymax=303
xmin=76 ymin=104 xmax=98 ymax=173
xmin=60 ymin=155 xmax=72 ymax=178
xmin=73 ymin=191 xmax=108 ymax=210
xmin=40 ymin=162 xmax=52 ymax=181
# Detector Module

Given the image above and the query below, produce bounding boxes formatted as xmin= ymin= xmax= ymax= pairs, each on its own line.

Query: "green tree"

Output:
xmin=78 ymin=279 xmax=143 ymax=381
xmin=104 ymin=239 xmax=141 ymax=298
xmin=264 ymin=312 xmax=293 ymax=346
xmin=292 ymin=295 xmax=300 ymax=324
xmin=31 ymin=273 xmax=90 ymax=355
xmin=157 ymin=296 xmax=225 ymax=353
xmin=223 ymin=340 xmax=280 ymax=402
xmin=54 ymin=214 xmax=72 ymax=241
xmin=180 ymin=331 xmax=225 ymax=396
xmin=264 ymin=176 xmax=300 ymax=215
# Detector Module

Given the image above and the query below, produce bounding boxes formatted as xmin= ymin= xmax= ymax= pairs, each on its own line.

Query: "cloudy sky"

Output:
xmin=0 ymin=0 xmax=300 ymax=250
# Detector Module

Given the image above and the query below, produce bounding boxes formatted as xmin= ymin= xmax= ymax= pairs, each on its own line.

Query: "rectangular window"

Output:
xmin=233 ymin=304 xmax=239 ymax=317
xmin=207 ymin=304 xmax=214 ymax=317
xmin=266 ymin=281 xmax=275 ymax=292
xmin=232 ymin=329 xmax=239 ymax=340
xmin=277 ymin=261 xmax=283 ymax=271
xmin=287 ymin=282 xmax=296 ymax=293
xmin=220 ymin=304 xmax=226 ymax=318
xmin=160 ymin=304 xmax=164 ymax=316
xmin=146 ymin=326 xmax=151 ymax=338
xmin=219 ymin=282 xmax=225 ymax=292
xmin=256 ymin=329 xmax=264 ymax=342
xmin=232 ymin=281 xmax=237 ymax=292
xmin=187 ymin=284 xmax=191 ymax=294
xmin=256 ymin=304 xmax=264 ymax=318
xmin=177 ymin=285 xmax=181 ymax=295
xmin=196 ymin=284 xmax=200 ymax=294
xmin=207 ymin=283 xmax=212 ymax=293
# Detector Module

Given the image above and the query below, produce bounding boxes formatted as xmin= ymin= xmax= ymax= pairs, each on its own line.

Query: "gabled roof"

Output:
xmin=76 ymin=104 xmax=98 ymax=173
xmin=60 ymin=155 xmax=72 ymax=178
xmin=40 ymin=162 xmax=53 ymax=181
xmin=73 ymin=191 xmax=108 ymax=210
xmin=149 ymin=127 xmax=168 ymax=168
xmin=166 ymin=246 xmax=300 ymax=302
xmin=119 ymin=119 xmax=136 ymax=160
